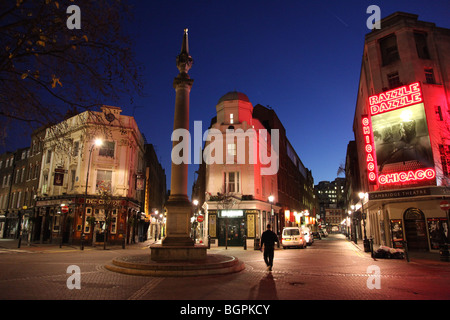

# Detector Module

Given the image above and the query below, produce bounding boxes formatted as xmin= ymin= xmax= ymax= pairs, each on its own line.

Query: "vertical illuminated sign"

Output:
xmin=364 ymin=82 xmax=435 ymax=186
xmin=362 ymin=115 xmax=377 ymax=184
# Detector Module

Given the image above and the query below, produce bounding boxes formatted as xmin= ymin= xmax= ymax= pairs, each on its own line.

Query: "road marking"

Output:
xmin=127 ymin=277 xmax=164 ymax=300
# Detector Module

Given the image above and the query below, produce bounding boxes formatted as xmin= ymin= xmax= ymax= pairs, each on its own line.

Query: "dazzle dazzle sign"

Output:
xmin=363 ymin=82 xmax=435 ymax=186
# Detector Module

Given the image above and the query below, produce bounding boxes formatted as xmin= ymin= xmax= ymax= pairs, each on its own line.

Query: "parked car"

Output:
xmin=312 ymin=231 xmax=321 ymax=239
xmin=301 ymin=226 xmax=314 ymax=245
xmin=282 ymin=227 xmax=306 ymax=249
xmin=319 ymin=229 xmax=328 ymax=238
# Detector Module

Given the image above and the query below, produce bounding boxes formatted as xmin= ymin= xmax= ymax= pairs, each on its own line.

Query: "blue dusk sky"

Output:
xmin=1 ymin=0 xmax=449 ymax=197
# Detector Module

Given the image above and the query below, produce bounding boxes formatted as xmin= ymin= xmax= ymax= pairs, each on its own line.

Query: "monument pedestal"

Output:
xmin=150 ymin=198 xmax=207 ymax=261
xmin=150 ymin=244 xmax=207 ymax=261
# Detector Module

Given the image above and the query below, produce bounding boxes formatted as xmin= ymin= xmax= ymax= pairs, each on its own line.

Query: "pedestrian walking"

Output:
xmin=260 ymin=224 xmax=279 ymax=271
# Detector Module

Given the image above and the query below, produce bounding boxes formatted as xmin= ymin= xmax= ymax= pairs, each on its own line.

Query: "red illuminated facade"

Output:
xmin=350 ymin=12 xmax=450 ymax=252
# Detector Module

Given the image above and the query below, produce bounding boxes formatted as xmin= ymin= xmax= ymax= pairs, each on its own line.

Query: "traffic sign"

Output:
xmin=197 ymin=215 xmax=204 ymax=222
xmin=440 ymin=200 xmax=449 ymax=211
xmin=61 ymin=206 xmax=69 ymax=213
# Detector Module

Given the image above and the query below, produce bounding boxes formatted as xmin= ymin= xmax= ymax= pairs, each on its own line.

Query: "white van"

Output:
xmin=282 ymin=227 xmax=306 ymax=249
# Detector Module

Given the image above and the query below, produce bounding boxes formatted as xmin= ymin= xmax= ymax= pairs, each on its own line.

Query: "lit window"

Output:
xmin=96 ymin=170 xmax=112 ymax=193
xmin=227 ymin=143 xmax=236 ymax=156
xmin=99 ymin=141 xmax=115 ymax=158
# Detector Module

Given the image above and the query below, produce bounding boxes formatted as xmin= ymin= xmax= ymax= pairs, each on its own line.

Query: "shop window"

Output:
xmin=380 ymin=34 xmax=400 ymax=66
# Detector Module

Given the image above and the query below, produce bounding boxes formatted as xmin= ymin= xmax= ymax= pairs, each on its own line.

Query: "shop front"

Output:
xmin=207 ymin=209 xmax=260 ymax=248
xmin=35 ymin=195 xmax=141 ymax=246
xmin=368 ymin=187 xmax=450 ymax=252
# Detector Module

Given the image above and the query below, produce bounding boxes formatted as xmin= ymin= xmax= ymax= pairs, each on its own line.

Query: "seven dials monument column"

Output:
xmin=150 ymin=29 xmax=207 ymax=261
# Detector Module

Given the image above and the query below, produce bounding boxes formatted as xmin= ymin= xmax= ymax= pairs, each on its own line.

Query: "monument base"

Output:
xmin=150 ymin=244 xmax=207 ymax=261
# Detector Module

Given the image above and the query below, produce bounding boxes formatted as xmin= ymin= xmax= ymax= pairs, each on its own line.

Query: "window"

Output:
xmin=380 ymin=34 xmax=400 ymax=66
xmin=435 ymin=106 xmax=443 ymax=121
xmin=72 ymin=141 xmax=80 ymax=157
xmin=70 ymin=169 xmax=76 ymax=191
xmin=439 ymin=145 xmax=450 ymax=177
xmin=230 ymin=113 xmax=234 ymax=124
xmin=414 ymin=32 xmax=430 ymax=59
xmin=96 ymin=170 xmax=112 ymax=193
xmin=28 ymin=164 xmax=33 ymax=180
xmin=34 ymin=163 xmax=40 ymax=179
xmin=110 ymin=209 xmax=118 ymax=234
xmin=227 ymin=143 xmax=236 ymax=156
xmin=223 ymin=171 xmax=240 ymax=193
xmin=387 ymin=72 xmax=401 ymax=89
xmin=46 ymin=150 xmax=51 ymax=164
xmin=425 ymin=68 xmax=435 ymax=84
xmin=99 ymin=141 xmax=115 ymax=158
xmin=42 ymin=174 xmax=48 ymax=194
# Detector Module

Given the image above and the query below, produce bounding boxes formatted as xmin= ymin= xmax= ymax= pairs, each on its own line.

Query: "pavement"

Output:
xmin=348 ymin=236 xmax=449 ymax=265
xmin=1 ymin=235 xmax=448 ymax=265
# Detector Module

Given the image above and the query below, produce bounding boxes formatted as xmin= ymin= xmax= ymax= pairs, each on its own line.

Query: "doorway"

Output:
xmin=404 ymin=208 xmax=428 ymax=251
xmin=218 ymin=217 xmax=245 ymax=247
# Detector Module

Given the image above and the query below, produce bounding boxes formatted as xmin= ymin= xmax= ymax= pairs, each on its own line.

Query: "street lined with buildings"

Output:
xmin=0 ymin=234 xmax=448 ymax=303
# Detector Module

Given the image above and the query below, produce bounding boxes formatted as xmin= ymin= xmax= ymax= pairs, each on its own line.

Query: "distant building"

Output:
xmin=314 ymin=178 xmax=345 ymax=232
xmin=0 ymin=127 xmax=45 ymax=240
xmin=350 ymin=12 xmax=450 ymax=251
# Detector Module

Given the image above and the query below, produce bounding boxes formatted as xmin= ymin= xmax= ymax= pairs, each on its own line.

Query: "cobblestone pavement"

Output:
xmin=0 ymin=234 xmax=449 ymax=314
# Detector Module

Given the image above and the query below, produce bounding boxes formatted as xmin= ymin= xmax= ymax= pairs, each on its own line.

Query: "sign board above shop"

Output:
xmin=219 ymin=210 xmax=244 ymax=218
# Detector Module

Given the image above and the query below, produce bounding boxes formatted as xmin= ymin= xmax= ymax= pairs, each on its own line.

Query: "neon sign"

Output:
xmin=363 ymin=82 xmax=435 ymax=186
xmin=378 ymin=168 xmax=435 ymax=185
xmin=361 ymin=115 xmax=377 ymax=184
xmin=369 ymin=82 xmax=423 ymax=116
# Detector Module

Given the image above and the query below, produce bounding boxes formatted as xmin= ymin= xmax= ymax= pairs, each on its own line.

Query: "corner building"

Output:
xmin=352 ymin=12 xmax=450 ymax=251
xmin=193 ymin=92 xmax=315 ymax=248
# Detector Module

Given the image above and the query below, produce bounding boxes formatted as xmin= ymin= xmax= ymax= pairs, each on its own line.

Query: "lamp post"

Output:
xmin=192 ymin=199 xmax=198 ymax=243
xmin=359 ymin=192 xmax=370 ymax=252
xmin=268 ymin=195 xmax=274 ymax=228
xmin=80 ymin=138 xmax=102 ymax=250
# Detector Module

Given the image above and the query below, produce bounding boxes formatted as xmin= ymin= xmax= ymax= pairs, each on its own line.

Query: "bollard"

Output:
xmin=208 ymin=235 xmax=211 ymax=249
xmin=243 ymin=235 xmax=247 ymax=250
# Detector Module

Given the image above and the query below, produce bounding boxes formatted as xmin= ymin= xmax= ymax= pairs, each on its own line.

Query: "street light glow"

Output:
xmin=94 ymin=138 xmax=103 ymax=146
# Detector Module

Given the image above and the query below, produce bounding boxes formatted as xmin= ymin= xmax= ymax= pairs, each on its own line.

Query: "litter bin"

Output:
xmin=254 ymin=238 xmax=260 ymax=250
xmin=363 ymin=238 xmax=371 ymax=252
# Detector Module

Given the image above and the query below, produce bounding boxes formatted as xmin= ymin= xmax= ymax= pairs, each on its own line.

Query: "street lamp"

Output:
xmin=359 ymin=192 xmax=370 ymax=252
xmin=192 ymin=199 xmax=199 ymax=243
xmin=80 ymin=138 xmax=102 ymax=250
xmin=268 ymin=194 xmax=274 ymax=229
